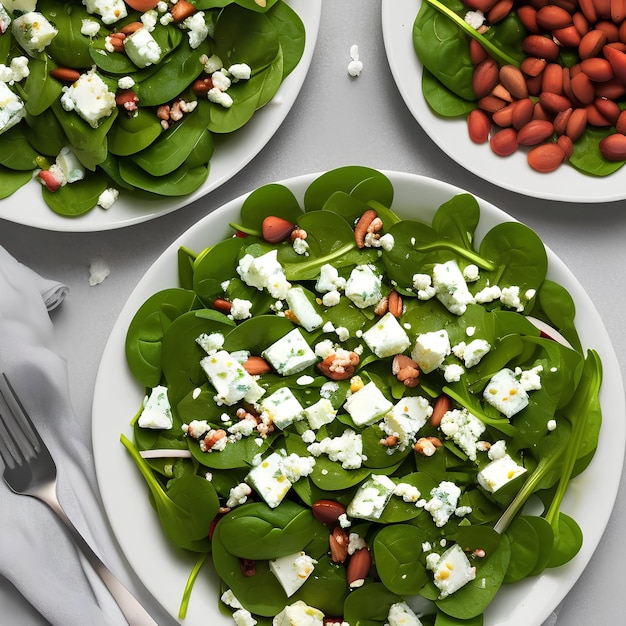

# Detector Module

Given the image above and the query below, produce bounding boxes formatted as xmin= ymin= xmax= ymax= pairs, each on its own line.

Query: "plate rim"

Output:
xmin=381 ymin=0 xmax=626 ymax=203
xmin=92 ymin=168 xmax=626 ymax=624
xmin=0 ymin=0 xmax=321 ymax=233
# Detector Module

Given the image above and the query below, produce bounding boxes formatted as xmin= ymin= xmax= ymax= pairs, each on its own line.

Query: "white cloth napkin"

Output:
xmin=0 ymin=245 xmax=126 ymax=626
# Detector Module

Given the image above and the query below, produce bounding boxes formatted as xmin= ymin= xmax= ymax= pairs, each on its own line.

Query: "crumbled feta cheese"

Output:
xmin=226 ymin=482 xmax=252 ymax=508
xmin=465 ymin=10 xmax=485 ymax=30
xmin=292 ymin=237 xmax=309 ymax=256
xmin=83 ymin=0 xmax=127 ymax=25
xmin=440 ymin=409 xmax=486 ymax=461
xmin=230 ymin=298 xmax=253 ymax=320
xmin=387 ymin=601 xmax=423 ymax=626
xmin=200 ymin=53 xmax=223 ymax=74
xmin=424 ymin=481 xmax=461 ymax=527
xmin=97 ymin=187 xmax=119 ymax=209
xmin=117 ymin=75 xmax=135 ymax=90
xmin=316 ymin=264 xmax=346 ymax=293
xmin=229 ymin=63 xmax=252 ymax=80
xmin=518 ymin=364 xmax=543 ymax=391
xmin=321 ymin=289 xmax=341 ymax=307
xmin=124 ymin=26 xmax=161 ymax=67
xmin=393 ymin=482 xmax=421 ymax=503
xmin=443 ymin=363 xmax=464 ymax=382
xmin=88 ymin=256 xmax=110 ymax=286
xmin=307 ymin=429 xmax=365 ymax=469
xmin=474 ymin=285 xmax=502 ymax=303
xmin=183 ymin=11 xmax=209 ymax=48
xmin=196 ymin=332 xmax=225 ymax=354
xmin=463 ymin=263 xmax=480 ymax=281
xmin=500 ymin=285 xmax=524 ymax=311
xmin=433 ymin=260 xmax=474 ymax=315
xmin=237 ymin=250 xmax=291 ymax=299
xmin=347 ymin=43 xmax=363 ymax=77
xmin=212 ymin=69 xmax=232 ymax=91
xmin=452 ymin=338 xmax=491 ymax=368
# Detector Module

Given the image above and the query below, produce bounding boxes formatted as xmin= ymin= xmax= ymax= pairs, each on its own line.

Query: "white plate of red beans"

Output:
xmin=382 ymin=0 xmax=626 ymax=202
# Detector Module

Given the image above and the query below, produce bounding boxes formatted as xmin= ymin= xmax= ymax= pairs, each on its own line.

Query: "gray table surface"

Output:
xmin=1 ymin=1 xmax=625 ymax=624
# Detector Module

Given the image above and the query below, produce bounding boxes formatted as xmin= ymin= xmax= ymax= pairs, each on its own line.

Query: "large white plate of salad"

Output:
xmin=382 ymin=0 xmax=626 ymax=203
xmin=93 ymin=167 xmax=624 ymax=625
xmin=0 ymin=0 xmax=319 ymax=232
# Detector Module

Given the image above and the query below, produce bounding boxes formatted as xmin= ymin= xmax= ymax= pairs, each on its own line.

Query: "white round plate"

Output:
xmin=93 ymin=170 xmax=625 ymax=625
xmin=382 ymin=0 xmax=626 ymax=203
xmin=0 ymin=1 xmax=320 ymax=232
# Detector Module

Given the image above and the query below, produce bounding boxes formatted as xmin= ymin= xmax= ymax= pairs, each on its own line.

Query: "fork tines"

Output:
xmin=0 ymin=374 xmax=41 ymax=470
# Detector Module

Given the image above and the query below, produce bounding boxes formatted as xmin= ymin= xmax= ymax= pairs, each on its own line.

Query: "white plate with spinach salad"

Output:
xmin=92 ymin=166 xmax=624 ymax=626
xmin=0 ymin=0 xmax=319 ymax=231
xmin=382 ymin=0 xmax=626 ymax=203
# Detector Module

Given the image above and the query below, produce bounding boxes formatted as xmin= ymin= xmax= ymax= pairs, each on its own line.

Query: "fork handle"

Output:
xmin=38 ymin=483 xmax=159 ymax=626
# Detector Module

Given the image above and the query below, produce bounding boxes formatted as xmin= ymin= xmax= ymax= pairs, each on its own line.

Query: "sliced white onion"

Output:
xmin=526 ymin=316 xmax=574 ymax=350
xmin=139 ymin=449 xmax=192 ymax=459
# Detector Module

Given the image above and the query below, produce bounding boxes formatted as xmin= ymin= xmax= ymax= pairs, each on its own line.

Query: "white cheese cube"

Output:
xmin=387 ymin=602 xmax=423 ymax=626
xmin=2 ymin=0 xmax=37 ymax=12
xmin=12 ymin=12 xmax=58 ymax=55
xmin=424 ymin=481 xmax=461 ymax=527
xmin=123 ymin=26 xmax=161 ymax=67
xmin=200 ymin=350 xmax=266 ymax=406
xmin=345 ymin=265 xmax=382 ymax=309
xmin=273 ymin=601 xmax=324 ymax=626
xmin=262 ymin=328 xmax=317 ymax=376
xmin=0 ymin=5 xmax=11 ymax=35
xmin=55 ymin=146 xmax=85 ymax=183
xmin=269 ymin=551 xmax=317 ymax=597
xmin=285 ymin=287 xmax=323 ymax=331
xmin=477 ymin=453 xmax=527 ymax=493
xmin=439 ymin=408 xmax=485 ymax=461
xmin=260 ymin=387 xmax=304 ymax=430
xmin=362 ymin=312 xmax=411 ymax=358
xmin=432 ymin=260 xmax=475 ymax=315
xmin=347 ymin=474 xmax=396 ymax=521
xmin=343 ymin=381 xmax=393 ymax=426
xmin=60 ymin=67 xmax=116 ymax=128
xmin=453 ymin=338 xmax=491 ymax=368
xmin=303 ymin=398 xmax=336 ymax=430
xmin=246 ymin=451 xmax=292 ymax=508
xmin=0 ymin=82 xmax=25 ymax=135
xmin=383 ymin=396 xmax=433 ymax=448
xmin=426 ymin=543 xmax=476 ymax=598
xmin=138 ymin=385 xmax=172 ymax=429
xmin=482 ymin=368 xmax=529 ymax=418
xmin=84 ymin=0 xmax=127 ymax=25
xmin=237 ymin=249 xmax=291 ymax=300
xmin=411 ymin=329 xmax=450 ymax=374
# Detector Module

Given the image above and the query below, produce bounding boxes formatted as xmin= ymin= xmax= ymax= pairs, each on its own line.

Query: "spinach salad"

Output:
xmin=121 ymin=166 xmax=602 ymax=625
xmin=0 ymin=0 xmax=305 ymax=217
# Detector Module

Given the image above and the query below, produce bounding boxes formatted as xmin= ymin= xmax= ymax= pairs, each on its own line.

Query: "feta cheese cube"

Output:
xmin=273 ymin=601 xmax=324 ymax=626
xmin=362 ymin=312 xmax=411 ymax=358
xmin=138 ymin=385 xmax=172 ymax=429
xmin=55 ymin=146 xmax=85 ymax=183
xmin=347 ymin=474 xmax=396 ymax=520
xmin=123 ymin=26 xmax=161 ymax=67
xmin=343 ymin=381 xmax=393 ymax=426
xmin=60 ymin=67 xmax=116 ymax=128
xmin=260 ymin=387 xmax=304 ymax=430
xmin=237 ymin=250 xmax=291 ymax=300
xmin=477 ymin=453 xmax=527 ymax=492
xmin=345 ymin=265 xmax=382 ymax=309
xmin=200 ymin=350 xmax=266 ymax=406
xmin=0 ymin=5 xmax=10 ymax=35
xmin=432 ymin=260 xmax=475 ymax=315
xmin=269 ymin=552 xmax=317 ymax=597
xmin=483 ymin=368 xmax=529 ymax=418
xmin=411 ymin=329 xmax=450 ymax=374
xmin=285 ymin=287 xmax=323 ymax=331
xmin=0 ymin=82 xmax=25 ymax=135
xmin=383 ymin=396 xmax=433 ymax=449
xmin=303 ymin=398 xmax=337 ymax=430
xmin=246 ymin=451 xmax=292 ymax=508
xmin=439 ymin=408 xmax=485 ymax=461
xmin=453 ymin=338 xmax=491 ymax=368
xmin=83 ymin=0 xmax=127 ymax=25
xmin=387 ymin=601 xmax=423 ymax=626
xmin=2 ymin=0 xmax=37 ymax=13
xmin=262 ymin=328 xmax=317 ymax=376
xmin=426 ymin=543 xmax=476 ymax=598
xmin=12 ymin=12 xmax=58 ymax=55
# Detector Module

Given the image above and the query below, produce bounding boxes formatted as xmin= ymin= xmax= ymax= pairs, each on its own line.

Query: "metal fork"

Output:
xmin=0 ymin=373 xmax=158 ymax=626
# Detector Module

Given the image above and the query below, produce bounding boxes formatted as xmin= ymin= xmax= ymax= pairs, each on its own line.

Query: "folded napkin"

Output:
xmin=0 ymin=245 xmax=126 ymax=626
